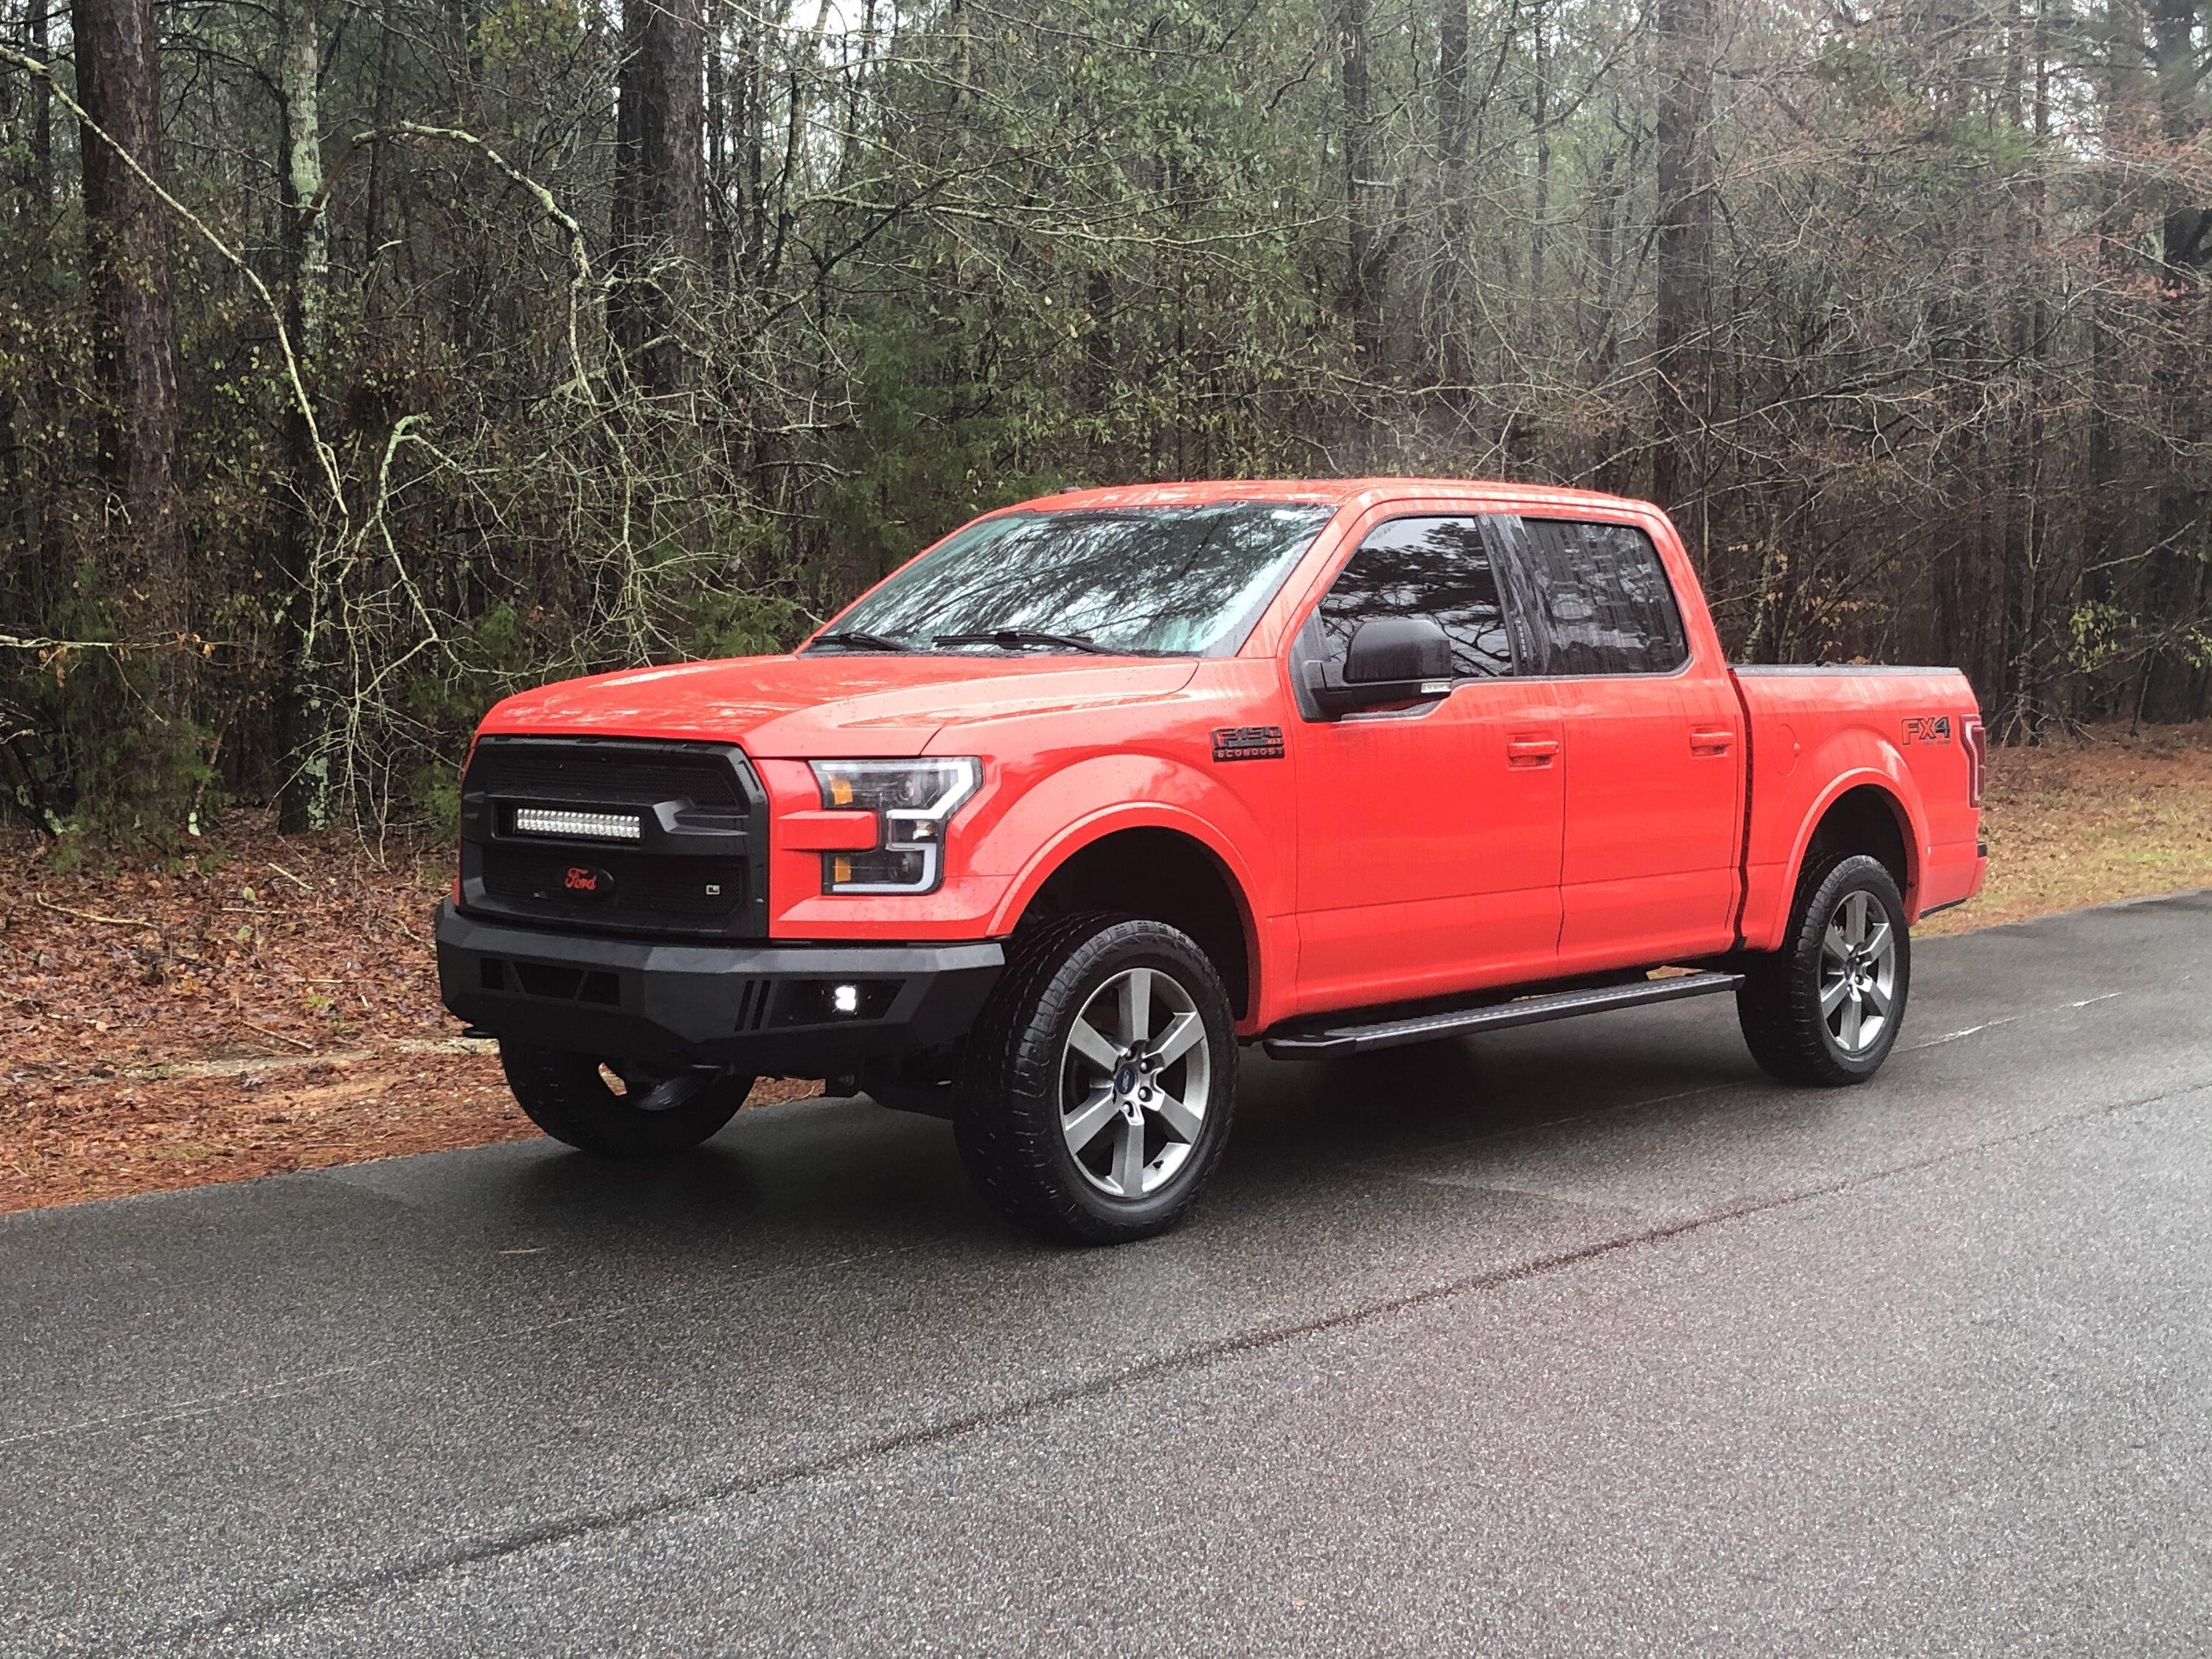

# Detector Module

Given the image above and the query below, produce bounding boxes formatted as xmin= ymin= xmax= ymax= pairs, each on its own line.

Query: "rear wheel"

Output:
xmin=498 ymin=1043 xmax=752 ymax=1156
xmin=955 ymin=914 xmax=1237 ymax=1245
xmin=1737 ymin=854 xmax=1911 ymax=1086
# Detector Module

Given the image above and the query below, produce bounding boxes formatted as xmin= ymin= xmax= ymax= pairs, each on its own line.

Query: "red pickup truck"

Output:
xmin=437 ymin=479 xmax=1986 ymax=1242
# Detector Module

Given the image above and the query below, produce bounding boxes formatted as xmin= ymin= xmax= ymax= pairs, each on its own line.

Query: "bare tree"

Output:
xmin=75 ymin=0 xmax=192 ymax=820
xmin=2143 ymin=0 xmax=2210 ymax=721
xmin=613 ymin=0 xmax=708 ymax=397
xmin=1334 ymin=0 xmax=1383 ymax=372
xmin=1650 ymin=0 xmax=1712 ymax=545
xmin=275 ymin=0 xmax=332 ymax=829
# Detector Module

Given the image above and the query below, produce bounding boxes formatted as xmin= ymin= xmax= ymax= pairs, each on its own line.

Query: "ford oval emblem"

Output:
xmin=563 ymin=865 xmax=615 ymax=898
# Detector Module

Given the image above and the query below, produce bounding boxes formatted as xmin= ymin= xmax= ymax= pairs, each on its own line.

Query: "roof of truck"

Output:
xmin=1015 ymin=477 xmax=1660 ymax=516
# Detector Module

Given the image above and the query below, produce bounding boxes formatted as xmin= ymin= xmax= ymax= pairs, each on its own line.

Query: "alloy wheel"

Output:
xmin=1058 ymin=966 xmax=1211 ymax=1198
xmin=1820 ymin=888 xmax=1898 ymax=1056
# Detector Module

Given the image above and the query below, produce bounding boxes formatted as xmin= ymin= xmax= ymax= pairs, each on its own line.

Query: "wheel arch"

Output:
xmin=1786 ymin=776 xmax=1921 ymax=914
xmin=993 ymin=815 xmax=1264 ymax=1026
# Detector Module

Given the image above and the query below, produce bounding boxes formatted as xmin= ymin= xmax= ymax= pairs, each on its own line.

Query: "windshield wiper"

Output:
xmin=807 ymin=629 xmax=914 ymax=653
xmin=934 ymin=628 xmax=1104 ymax=655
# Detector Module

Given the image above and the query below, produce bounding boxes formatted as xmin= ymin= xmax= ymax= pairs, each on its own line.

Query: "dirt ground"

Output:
xmin=0 ymin=836 xmax=815 ymax=1214
xmin=1916 ymin=722 xmax=2212 ymax=934
xmin=5 ymin=723 xmax=2209 ymax=1216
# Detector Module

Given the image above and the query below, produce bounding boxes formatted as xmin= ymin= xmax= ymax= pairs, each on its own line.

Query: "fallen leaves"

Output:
xmin=1922 ymin=721 xmax=2212 ymax=935
xmin=4 ymin=725 xmax=2205 ymax=1217
xmin=0 ymin=817 xmax=810 ymax=1215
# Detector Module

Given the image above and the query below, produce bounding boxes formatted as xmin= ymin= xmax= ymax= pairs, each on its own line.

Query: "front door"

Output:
xmin=1289 ymin=512 xmax=1565 ymax=1014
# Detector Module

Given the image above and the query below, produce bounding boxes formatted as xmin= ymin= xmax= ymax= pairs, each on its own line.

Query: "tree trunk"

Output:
xmin=612 ymin=0 xmax=707 ymax=396
xmin=1651 ymin=0 xmax=1714 ymax=547
xmin=77 ymin=0 xmax=194 ymax=827
xmin=1429 ymin=0 xmax=1472 ymax=400
xmin=362 ymin=0 xmax=398 ymax=290
xmin=706 ymin=0 xmax=728 ymax=282
xmin=1334 ymin=0 xmax=1382 ymax=374
xmin=276 ymin=0 xmax=331 ymax=830
xmin=26 ymin=0 xmax=52 ymax=203
xmin=1528 ymin=0 xmax=1550 ymax=326
xmin=1438 ymin=0 xmax=1469 ymax=179
xmin=2141 ymin=0 xmax=2209 ymax=722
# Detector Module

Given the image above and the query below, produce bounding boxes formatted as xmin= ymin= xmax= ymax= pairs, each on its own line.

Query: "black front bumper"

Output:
xmin=435 ymin=902 xmax=1004 ymax=1074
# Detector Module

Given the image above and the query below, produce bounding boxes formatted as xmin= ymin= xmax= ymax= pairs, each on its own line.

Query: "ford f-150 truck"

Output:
xmin=437 ymin=479 xmax=1986 ymax=1243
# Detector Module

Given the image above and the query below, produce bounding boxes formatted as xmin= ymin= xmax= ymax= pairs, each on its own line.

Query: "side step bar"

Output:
xmin=1261 ymin=970 xmax=1745 ymax=1060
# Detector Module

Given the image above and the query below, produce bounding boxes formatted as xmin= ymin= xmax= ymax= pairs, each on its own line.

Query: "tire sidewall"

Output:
xmin=967 ymin=917 xmax=1239 ymax=1240
xmin=1798 ymin=856 xmax=1911 ymax=1080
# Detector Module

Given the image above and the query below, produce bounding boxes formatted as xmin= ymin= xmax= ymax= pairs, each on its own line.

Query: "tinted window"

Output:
xmin=1514 ymin=518 xmax=1688 ymax=675
xmin=1315 ymin=516 xmax=1515 ymax=680
xmin=818 ymin=503 xmax=1336 ymax=657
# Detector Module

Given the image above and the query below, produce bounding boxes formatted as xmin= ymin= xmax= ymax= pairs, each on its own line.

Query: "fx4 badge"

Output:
xmin=1902 ymin=715 xmax=1953 ymax=745
xmin=1212 ymin=725 xmax=1286 ymax=762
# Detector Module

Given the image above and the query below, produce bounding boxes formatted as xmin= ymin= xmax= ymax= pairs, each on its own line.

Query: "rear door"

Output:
xmin=1502 ymin=514 xmax=1745 ymax=972
xmin=1288 ymin=511 xmax=1565 ymax=1012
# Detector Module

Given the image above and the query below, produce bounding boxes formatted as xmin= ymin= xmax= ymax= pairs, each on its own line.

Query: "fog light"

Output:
xmin=832 ymin=983 xmax=860 ymax=1015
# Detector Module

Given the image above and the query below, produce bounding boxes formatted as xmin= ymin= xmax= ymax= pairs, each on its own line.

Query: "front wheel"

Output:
xmin=499 ymin=1043 xmax=752 ymax=1156
xmin=955 ymin=914 xmax=1239 ymax=1245
xmin=1736 ymin=853 xmax=1912 ymax=1086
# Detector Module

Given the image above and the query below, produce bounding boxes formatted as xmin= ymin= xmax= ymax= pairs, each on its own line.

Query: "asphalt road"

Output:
xmin=4 ymin=893 xmax=2210 ymax=1656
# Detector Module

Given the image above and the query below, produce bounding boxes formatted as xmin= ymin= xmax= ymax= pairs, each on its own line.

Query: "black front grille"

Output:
xmin=466 ymin=748 xmax=745 ymax=808
xmin=457 ymin=736 xmax=768 ymax=939
xmin=480 ymin=847 xmax=748 ymax=918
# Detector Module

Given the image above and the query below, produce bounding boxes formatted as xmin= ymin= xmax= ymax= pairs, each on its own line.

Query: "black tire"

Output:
xmin=498 ymin=1043 xmax=752 ymax=1156
xmin=954 ymin=913 xmax=1239 ymax=1245
xmin=1737 ymin=853 xmax=1912 ymax=1087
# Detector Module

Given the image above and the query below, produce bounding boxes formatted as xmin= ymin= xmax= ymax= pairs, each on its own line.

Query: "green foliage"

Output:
xmin=675 ymin=589 xmax=807 ymax=661
xmin=404 ymin=605 xmax=543 ymax=835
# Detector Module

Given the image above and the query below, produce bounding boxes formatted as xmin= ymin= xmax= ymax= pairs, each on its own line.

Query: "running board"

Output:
xmin=1261 ymin=971 xmax=1745 ymax=1060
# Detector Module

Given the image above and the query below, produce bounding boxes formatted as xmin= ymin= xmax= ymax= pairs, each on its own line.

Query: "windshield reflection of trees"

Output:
xmin=837 ymin=505 xmax=1335 ymax=655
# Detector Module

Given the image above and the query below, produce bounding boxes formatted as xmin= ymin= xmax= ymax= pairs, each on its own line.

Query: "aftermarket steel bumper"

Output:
xmin=434 ymin=902 xmax=1003 ymax=1074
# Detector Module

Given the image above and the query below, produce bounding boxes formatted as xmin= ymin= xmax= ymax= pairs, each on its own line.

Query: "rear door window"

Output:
xmin=1512 ymin=518 xmax=1688 ymax=676
xmin=1313 ymin=515 xmax=1518 ymax=681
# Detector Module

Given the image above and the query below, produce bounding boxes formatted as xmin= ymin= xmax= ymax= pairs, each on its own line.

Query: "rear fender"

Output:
xmin=1743 ymin=731 xmax=1931 ymax=950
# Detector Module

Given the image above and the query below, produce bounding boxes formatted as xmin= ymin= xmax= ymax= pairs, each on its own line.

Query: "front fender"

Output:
xmin=975 ymin=754 xmax=1292 ymax=1031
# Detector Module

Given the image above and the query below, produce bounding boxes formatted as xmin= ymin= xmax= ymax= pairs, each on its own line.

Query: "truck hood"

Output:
xmin=477 ymin=653 xmax=1201 ymax=757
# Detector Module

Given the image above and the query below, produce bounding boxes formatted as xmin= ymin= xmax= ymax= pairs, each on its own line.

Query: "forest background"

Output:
xmin=1 ymin=0 xmax=2208 ymax=841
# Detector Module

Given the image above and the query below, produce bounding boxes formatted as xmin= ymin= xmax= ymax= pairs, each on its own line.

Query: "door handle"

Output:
xmin=1506 ymin=734 xmax=1559 ymax=768
xmin=1690 ymin=726 xmax=1735 ymax=757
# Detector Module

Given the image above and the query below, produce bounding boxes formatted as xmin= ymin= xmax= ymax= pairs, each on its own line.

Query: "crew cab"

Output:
xmin=436 ymin=479 xmax=1987 ymax=1242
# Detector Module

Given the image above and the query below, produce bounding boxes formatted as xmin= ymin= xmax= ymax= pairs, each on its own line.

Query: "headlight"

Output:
xmin=809 ymin=758 xmax=981 ymax=894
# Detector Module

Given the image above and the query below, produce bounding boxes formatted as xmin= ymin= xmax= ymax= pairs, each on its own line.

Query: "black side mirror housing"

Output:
xmin=1309 ymin=616 xmax=1455 ymax=716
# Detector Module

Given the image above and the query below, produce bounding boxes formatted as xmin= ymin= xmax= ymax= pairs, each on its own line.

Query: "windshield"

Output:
xmin=810 ymin=502 xmax=1338 ymax=657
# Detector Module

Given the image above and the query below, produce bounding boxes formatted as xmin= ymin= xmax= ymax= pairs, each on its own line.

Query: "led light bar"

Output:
xmin=511 ymin=807 xmax=642 ymax=842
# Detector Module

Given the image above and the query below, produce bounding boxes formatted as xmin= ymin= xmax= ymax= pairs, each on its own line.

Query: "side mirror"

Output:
xmin=1310 ymin=616 xmax=1455 ymax=716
